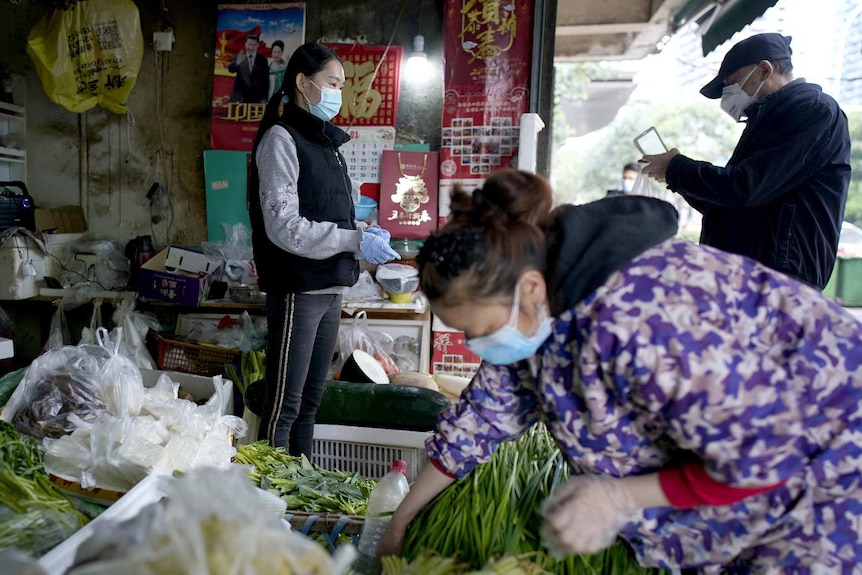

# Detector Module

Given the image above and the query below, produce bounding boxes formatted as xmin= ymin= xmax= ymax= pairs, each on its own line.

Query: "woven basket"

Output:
xmin=151 ymin=331 xmax=240 ymax=376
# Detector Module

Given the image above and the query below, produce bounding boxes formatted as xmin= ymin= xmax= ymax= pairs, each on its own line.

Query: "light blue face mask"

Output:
xmin=466 ymin=283 xmax=554 ymax=365
xmin=305 ymin=79 xmax=342 ymax=121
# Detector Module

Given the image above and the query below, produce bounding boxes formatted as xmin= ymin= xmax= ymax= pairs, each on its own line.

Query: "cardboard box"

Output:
xmin=165 ymin=246 xmax=223 ymax=275
xmin=139 ymin=248 xmax=223 ymax=307
xmin=35 ymin=206 xmax=87 ymax=234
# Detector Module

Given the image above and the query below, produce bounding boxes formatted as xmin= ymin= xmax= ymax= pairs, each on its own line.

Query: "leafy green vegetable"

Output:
xmin=402 ymin=425 xmax=662 ymax=575
xmin=0 ymin=421 xmax=87 ymax=556
xmin=0 ymin=368 xmax=26 ymax=411
xmin=235 ymin=441 xmax=375 ymax=516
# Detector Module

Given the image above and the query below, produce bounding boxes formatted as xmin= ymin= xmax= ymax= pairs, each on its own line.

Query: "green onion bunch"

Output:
xmin=402 ymin=425 xmax=662 ymax=575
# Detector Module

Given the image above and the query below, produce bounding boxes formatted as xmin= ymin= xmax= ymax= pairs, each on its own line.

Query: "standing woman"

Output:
xmin=377 ymin=169 xmax=862 ymax=572
xmin=248 ymin=42 xmax=399 ymax=456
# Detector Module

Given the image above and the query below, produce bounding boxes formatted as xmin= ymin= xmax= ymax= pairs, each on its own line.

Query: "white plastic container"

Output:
xmin=354 ymin=459 xmax=410 ymax=574
xmin=0 ymin=236 xmax=44 ymax=299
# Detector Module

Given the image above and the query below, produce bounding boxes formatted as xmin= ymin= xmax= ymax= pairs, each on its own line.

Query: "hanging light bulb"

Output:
xmin=405 ymin=34 xmax=430 ymax=83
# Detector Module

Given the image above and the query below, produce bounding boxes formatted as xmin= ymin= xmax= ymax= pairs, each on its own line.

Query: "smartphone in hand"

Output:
xmin=633 ymin=127 xmax=668 ymax=156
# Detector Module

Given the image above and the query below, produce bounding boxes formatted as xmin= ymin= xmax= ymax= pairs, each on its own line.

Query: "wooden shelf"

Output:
xmin=0 ymin=101 xmax=25 ymax=116
xmin=0 ymin=147 xmax=25 ymax=160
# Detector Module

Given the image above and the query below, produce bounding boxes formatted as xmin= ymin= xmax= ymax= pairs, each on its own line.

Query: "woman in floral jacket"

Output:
xmin=378 ymin=169 xmax=862 ymax=573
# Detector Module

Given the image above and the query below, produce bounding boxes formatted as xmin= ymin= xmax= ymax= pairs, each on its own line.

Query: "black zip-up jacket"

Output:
xmin=665 ymin=79 xmax=851 ymax=289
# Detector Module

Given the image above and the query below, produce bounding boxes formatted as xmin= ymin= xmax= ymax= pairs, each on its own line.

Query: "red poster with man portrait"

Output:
xmin=438 ymin=0 xmax=533 ymax=183
xmin=210 ymin=3 xmax=306 ymax=151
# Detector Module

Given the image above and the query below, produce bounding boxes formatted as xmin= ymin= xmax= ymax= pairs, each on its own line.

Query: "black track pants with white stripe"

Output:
xmin=259 ymin=291 xmax=342 ymax=457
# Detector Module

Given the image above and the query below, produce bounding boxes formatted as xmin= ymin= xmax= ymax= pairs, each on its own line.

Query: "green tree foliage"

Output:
xmin=552 ymin=62 xmax=616 ymax=150
xmin=551 ymin=95 xmax=743 ymax=205
xmin=843 ymin=108 xmax=862 ymax=226
xmin=551 ymin=98 xmax=862 ymax=233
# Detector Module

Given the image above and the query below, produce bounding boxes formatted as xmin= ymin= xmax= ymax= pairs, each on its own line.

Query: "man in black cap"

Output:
xmin=641 ymin=33 xmax=850 ymax=291
xmin=228 ymin=33 xmax=270 ymax=103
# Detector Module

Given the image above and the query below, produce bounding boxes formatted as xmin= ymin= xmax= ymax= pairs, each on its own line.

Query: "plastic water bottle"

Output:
xmin=354 ymin=459 xmax=410 ymax=574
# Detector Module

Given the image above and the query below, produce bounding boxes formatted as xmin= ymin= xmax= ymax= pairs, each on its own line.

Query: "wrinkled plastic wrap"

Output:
xmin=0 ymin=506 xmax=82 ymax=562
xmin=185 ymin=311 xmax=267 ymax=353
xmin=65 ymin=467 xmax=355 ymax=575
xmin=202 ymin=223 xmax=255 ymax=285
xmin=59 ymin=236 xmax=130 ymax=291
xmin=1 ymin=345 xmax=109 ymax=438
xmin=44 ymin=373 xmax=247 ymax=491
xmin=391 ymin=335 xmax=420 ymax=373
xmin=342 ymin=270 xmax=383 ymax=302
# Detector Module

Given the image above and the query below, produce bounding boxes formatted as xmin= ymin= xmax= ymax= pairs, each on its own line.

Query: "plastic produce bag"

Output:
xmin=26 ymin=0 xmax=144 ymax=114
xmin=0 ymin=506 xmax=82 ymax=561
xmin=77 ymin=298 xmax=103 ymax=346
xmin=390 ymin=335 xmax=420 ymax=373
xmin=95 ymin=327 xmax=144 ymax=418
xmin=45 ymin=302 xmax=71 ymax=351
xmin=202 ymin=223 xmax=256 ymax=285
xmin=334 ymin=311 xmax=398 ymax=377
xmin=630 ymin=171 xmax=658 ymax=197
xmin=111 ymin=295 xmax=160 ymax=369
xmin=343 ymin=270 xmax=383 ymax=302
xmin=66 ymin=467 xmax=355 ymax=575
xmin=1 ymin=345 xmax=109 ymax=438
xmin=185 ymin=311 xmax=267 ymax=353
xmin=59 ymin=236 xmax=130 ymax=291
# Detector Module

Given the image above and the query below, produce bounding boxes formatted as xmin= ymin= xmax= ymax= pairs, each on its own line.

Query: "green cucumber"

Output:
xmin=315 ymin=380 xmax=451 ymax=431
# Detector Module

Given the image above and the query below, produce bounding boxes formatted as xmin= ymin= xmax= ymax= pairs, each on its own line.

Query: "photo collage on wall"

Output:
xmin=441 ymin=117 xmax=520 ymax=176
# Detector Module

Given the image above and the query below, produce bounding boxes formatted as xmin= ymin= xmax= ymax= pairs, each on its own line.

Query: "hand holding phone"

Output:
xmin=633 ymin=127 xmax=668 ymax=156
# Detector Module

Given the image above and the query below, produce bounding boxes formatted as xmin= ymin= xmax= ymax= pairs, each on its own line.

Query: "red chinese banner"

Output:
xmin=438 ymin=0 xmax=533 ymax=182
xmin=210 ymin=3 xmax=306 ymax=151
xmin=324 ymin=44 xmax=403 ymax=128
xmin=379 ymin=150 xmax=439 ymax=239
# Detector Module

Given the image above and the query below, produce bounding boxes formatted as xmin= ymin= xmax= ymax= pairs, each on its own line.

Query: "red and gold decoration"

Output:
xmin=379 ymin=150 xmax=439 ymax=238
xmin=438 ymin=0 xmax=533 ymax=183
xmin=324 ymin=43 xmax=403 ymax=128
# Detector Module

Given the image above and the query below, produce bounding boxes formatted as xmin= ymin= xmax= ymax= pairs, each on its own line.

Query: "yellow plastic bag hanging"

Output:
xmin=26 ymin=0 xmax=143 ymax=114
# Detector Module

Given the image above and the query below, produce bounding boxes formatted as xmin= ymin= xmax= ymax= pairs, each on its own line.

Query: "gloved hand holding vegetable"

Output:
xmin=361 ymin=232 xmax=401 ymax=264
xmin=539 ymin=475 xmax=638 ymax=557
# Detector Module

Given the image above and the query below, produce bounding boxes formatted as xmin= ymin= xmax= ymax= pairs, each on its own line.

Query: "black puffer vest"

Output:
xmin=249 ymin=104 xmax=358 ymax=294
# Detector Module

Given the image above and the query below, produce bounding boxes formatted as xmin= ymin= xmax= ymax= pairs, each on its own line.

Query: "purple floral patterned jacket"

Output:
xmin=427 ymin=238 xmax=862 ymax=573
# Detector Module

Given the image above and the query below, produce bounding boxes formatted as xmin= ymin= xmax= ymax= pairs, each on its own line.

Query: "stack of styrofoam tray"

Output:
xmin=38 ymin=474 xmax=169 ymax=575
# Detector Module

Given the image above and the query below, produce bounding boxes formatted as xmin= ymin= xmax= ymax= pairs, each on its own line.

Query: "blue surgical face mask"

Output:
xmin=466 ymin=283 xmax=554 ymax=365
xmin=304 ymin=79 xmax=342 ymax=121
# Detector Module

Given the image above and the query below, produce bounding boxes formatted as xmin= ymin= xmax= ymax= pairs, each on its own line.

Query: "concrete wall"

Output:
xmin=0 ymin=0 xmax=443 ymax=247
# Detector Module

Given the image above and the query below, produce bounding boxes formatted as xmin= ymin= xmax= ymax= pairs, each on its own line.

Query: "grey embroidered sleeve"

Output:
xmin=256 ymin=126 xmax=363 ymax=260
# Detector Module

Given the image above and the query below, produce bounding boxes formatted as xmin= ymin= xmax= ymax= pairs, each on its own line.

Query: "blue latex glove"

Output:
xmin=360 ymin=232 xmax=401 ymax=264
xmin=363 ymin=226 xmax=391 ymax=242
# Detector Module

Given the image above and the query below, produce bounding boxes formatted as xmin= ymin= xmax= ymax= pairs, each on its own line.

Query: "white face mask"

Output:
xmin=720 ymin=66 xmax=765 ymax=122
xmin=621 ymin=178 xmax=635 ymax=193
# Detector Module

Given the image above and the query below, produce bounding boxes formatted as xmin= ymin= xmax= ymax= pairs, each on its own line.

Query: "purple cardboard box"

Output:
xmin=139 ymin=248 xmax=223 ymax=306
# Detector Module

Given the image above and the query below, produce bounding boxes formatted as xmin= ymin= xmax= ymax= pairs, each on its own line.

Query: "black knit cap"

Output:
xmin=700 ymin=33 xmax=792 ymax=99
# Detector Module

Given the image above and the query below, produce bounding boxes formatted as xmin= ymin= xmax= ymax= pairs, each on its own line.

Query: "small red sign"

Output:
xmin=378 ymin=150 xmax=439 ymax=239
